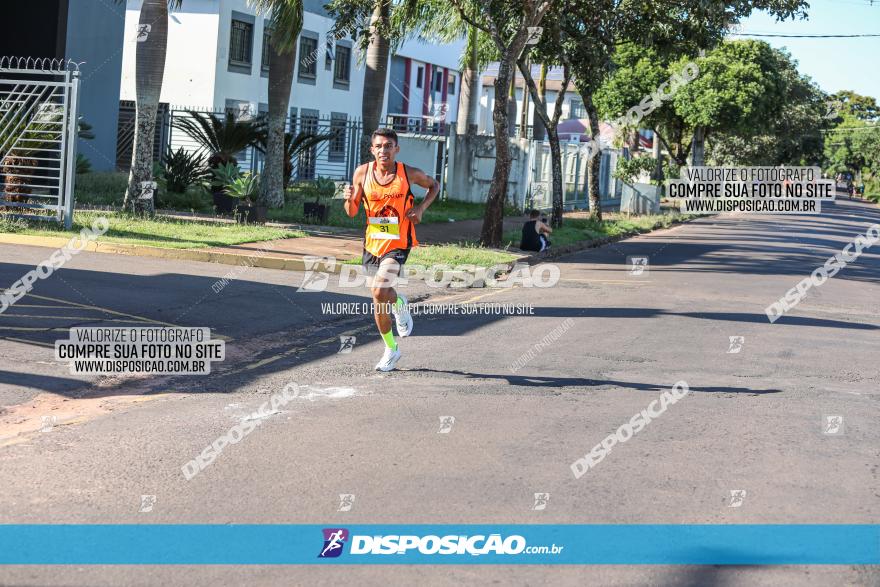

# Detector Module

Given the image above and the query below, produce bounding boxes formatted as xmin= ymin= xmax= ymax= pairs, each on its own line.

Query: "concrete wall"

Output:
xmin=120 ymin=0 xmax=219 ymax=106
xmin=397 ymin=137 xmax=441 ymax=198
xmin=446 ymin=134 xmax=528 ymax=204
xmin=66 ymin=0 xmax=126 ymax=171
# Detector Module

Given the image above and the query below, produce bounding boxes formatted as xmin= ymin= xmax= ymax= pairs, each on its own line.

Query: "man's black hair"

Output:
xmin=528 ymin=209 xmax=541 ymax=218
xmin=371 ymin=128 xmax=398 ymax=145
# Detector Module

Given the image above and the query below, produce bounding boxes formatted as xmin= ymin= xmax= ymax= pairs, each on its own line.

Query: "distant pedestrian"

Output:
xmin=520 ymin=209 xmax=553 ymax=252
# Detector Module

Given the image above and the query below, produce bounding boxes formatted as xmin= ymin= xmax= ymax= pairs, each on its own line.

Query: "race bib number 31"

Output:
xmin=367 ymin=216 xmax=400 ymax=240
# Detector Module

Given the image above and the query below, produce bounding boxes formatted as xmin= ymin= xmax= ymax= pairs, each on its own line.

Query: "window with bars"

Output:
xmin=298 ymin=36 xmax=318 ymax=79
xmin=261 ymin=28 xmax=271 ymax=73
xmin=329 ymin=113 xmax=347 ymax=161
xmin=334 ymin=45 xmax=351 ymax=86
xmin=229 ymin=19 xmax=253 ymax=67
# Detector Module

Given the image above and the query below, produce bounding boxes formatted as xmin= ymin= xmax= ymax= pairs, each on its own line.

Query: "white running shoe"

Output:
xmin=392 ymin=294 xmax=413 ymax=337
xmin=375 ymin=346 xmax=402 ymax=372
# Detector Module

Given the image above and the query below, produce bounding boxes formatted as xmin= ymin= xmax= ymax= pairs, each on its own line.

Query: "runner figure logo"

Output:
xmin=727 ymin=336 xmax=745 ymax=354
xmin=40 ymin=415 xmax=57 ymax=432
xmin=823 ymin=415 xmax=844 ymax=435
xmin=438 ymin=416 xmax=455 ymax=433
xmin=338 ymin=336 xmax=356 ymax=354
xmin=136 ymin=24 xmax=151 ymax=42
xmin=533 ymin=493 xmax=550 ymax=510
xmin=628 ymin=256 xmax=649 ymax=276
xmin=298 ymin=256 xmax=334 ymax=292
xmin=139 ymin=495 xmax=156 ymax=513
xmin=318 ymin=528 xmax=349 ymax=558
xmin=338 ymin=494 xmax=355 ymax=512
xmin=727 ymin=489 xmax=746 ymax=508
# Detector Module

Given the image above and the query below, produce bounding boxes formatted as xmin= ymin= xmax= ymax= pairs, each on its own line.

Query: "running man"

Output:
xmin=342 ymin=128 xmax=440 ymax=371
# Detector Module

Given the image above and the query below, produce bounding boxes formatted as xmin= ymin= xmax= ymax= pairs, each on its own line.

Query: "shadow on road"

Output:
xmin=406 ymin=369 xmax=783 ymax=395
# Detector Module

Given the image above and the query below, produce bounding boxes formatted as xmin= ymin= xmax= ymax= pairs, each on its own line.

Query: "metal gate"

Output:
xmin=0 ymin=57 xmax=80 ymax=229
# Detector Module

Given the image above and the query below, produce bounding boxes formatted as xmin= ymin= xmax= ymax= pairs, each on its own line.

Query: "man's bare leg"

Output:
xmin=371 ymin=259 xmax=402 ymax=371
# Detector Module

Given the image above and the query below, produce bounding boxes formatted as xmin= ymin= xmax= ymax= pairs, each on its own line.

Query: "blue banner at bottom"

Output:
xmin=0 ymin=525 xmax=877 ymax=565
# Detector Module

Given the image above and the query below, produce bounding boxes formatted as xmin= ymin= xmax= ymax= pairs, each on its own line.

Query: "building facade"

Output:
xmin=2 ymin=0 xmax=126 ymax=171
xmin=120 ymin=0 xmax=463 ymax=128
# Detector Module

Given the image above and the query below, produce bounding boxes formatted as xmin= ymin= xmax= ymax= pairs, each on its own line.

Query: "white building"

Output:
xmin=120 ymin=0 xmax=464 ymax=126
xmin=477 ymin=63 xmax=583 ymax=135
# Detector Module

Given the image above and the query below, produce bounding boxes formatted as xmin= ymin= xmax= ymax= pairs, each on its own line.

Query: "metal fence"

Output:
xmin=0 ymin=57 xmax=80 ymax=228
xmin=524 ymin=140 xmax=622 ymax=211
xmin=116 ymin=103 xmax=363 ymax=182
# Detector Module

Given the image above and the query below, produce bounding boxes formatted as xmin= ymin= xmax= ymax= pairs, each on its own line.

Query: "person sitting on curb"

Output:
xmin=520 ymin=209 xmax=553 ymax=252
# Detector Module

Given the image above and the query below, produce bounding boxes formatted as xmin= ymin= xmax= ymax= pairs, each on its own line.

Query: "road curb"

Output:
xmin=0 ymin=233 xmax=344 ymax=274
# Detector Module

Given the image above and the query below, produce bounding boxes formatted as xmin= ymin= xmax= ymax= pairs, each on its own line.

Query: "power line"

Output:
xmin=730 ymin=32 xmax=880 ymax=38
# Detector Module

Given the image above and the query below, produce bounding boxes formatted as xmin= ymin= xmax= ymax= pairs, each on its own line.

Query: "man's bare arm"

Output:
xmin=343 ymin=165 xmax=366 ymax=218
xmin=404 ymin=165 xmax=440 ymax=224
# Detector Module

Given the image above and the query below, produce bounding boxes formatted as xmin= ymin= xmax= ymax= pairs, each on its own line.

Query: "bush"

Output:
xmin=162 ymin=147 xmax=208 ymax=193
xmin=0 ymin=213 xmax=30 ymax=233
xmin=296 ymin=177 xmax=338 ymax=203
xmin=156 ymin=187 xmax=212 ymax=212
xmin=613 ymin=156 xmax=657 ymax=184
xmin=76 ymin=154 xmax=92 ymax=175
xmin=74 ymin=171 xmax=128 ymax=206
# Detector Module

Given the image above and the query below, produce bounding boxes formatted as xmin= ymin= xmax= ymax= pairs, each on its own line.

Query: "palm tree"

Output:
xmin=172 ymin=110 xmax=265 ymax=168
xmin=326 ymin=0 xmax=393 ymax=161
xmin=249 ymin=0 xmax=303 ymax=208
xmin=361 ymin=0 xmax=392 ymax=161
xmin=255 ymin=130 xmax=335 ymax=189
xmin=122 ymin=0 xmax=180 ymax=216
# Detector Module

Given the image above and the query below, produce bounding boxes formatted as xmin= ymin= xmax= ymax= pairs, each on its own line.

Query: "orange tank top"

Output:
xmin=362 ymin=161 xmax=419 ymax=256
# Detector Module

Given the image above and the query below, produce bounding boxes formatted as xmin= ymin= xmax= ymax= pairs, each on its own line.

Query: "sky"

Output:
xmin=740 ymin=0 xmax=880 ymax=100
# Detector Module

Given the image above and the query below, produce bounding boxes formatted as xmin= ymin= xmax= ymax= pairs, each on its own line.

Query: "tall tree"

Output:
xmin=449 ymin=0 xmax=552 ymax=246
xmin=251 ymin=0 xmax=303 ymax=208
xmin=362 ymin=0 xmax=392 ymax=160
xmin=328 ymin=0 xmax=393 ymax=161
xmin=122 ymin=0 xmax=180 ymax=215
xmin=516 ymin=18 xmax=571 ymax=226
xmin=458 ymin=26 xmax=481 ymax=135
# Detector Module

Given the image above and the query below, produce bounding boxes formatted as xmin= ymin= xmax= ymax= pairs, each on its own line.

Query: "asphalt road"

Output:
xmin=1 ymin=198 xmax=879 ymax=586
